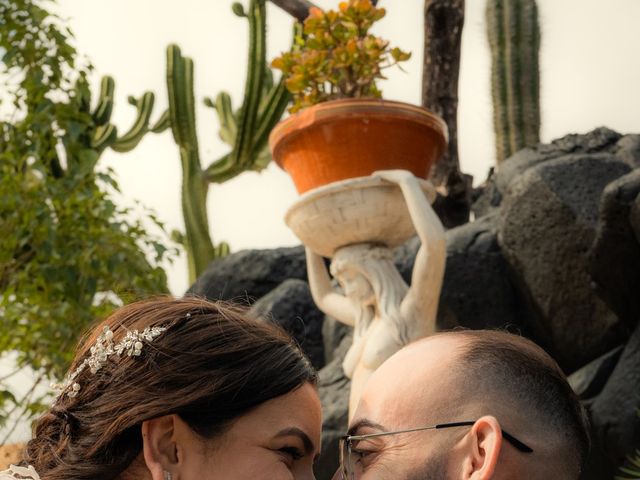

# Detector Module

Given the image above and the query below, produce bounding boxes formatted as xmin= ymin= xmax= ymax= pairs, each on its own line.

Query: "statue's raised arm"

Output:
xmin=305 ymin=247 xmax=355 ymax=326
xmin=373 ymin=169 xmax=446 ymax=339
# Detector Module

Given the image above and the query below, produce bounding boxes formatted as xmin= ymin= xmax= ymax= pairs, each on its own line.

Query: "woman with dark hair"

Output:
xmin=1 ymin=297 xmax=320 ymax=480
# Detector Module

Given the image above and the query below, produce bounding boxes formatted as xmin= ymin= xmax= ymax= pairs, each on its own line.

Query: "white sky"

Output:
xmin=53 ymin=0 xmax=640 ymax=295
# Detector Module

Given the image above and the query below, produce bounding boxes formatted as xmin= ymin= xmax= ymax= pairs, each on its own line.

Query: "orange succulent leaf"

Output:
xmin=309 ymin=6 xmax=324 ymax=19
xmin=285 ymin=73 xmax=307 ymax=93
xmin=372 ymin=8 xmax=386 ymax=21
xmin=353 ymin=0 xmax=372 ymax=13
xmin=271 ymin=57 xmax=284 ymax=70
xmin=390 ymin=47 xmax=412 ymax=63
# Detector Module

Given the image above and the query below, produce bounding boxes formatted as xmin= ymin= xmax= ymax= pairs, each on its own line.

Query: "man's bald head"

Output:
xmin=351 ymin=330 xmax=590 ymax=479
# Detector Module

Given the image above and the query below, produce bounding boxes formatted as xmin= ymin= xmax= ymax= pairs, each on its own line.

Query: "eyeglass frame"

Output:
xmin=338 ymin=420 xmax=533 ymax=480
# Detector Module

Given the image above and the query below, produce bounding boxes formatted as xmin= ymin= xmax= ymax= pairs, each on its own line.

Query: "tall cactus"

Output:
xmin=203 ymin=0 xmax=290 ymax=183
xmin=166 ymin=45 xmax=221 ymax=283
xmin=72 ymin=74 xmax=168 ymax=167
xmin=166 ymin=0 xmax=290 ymax=282
xmin=486 ymin=0 xmax=540 ymax=164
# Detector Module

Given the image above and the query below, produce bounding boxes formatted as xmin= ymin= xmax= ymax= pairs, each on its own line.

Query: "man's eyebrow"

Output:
xmin=274 ymin=427 xmax=316 ymax=455
xmin=347 ymin=419 xmax=387 ymax=436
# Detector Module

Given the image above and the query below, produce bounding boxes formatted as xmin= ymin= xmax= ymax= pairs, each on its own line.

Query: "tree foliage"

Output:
xmin=0 ymin=0 xmax=174 ymax=436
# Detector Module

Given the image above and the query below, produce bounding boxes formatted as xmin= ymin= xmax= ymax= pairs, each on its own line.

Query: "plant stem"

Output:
xmin=0 ymin=373 xmax=43 ymax=445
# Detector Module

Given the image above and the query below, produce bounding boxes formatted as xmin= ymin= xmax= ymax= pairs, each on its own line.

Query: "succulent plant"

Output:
xmin=272 ymin=0 xmax=411 ymax=113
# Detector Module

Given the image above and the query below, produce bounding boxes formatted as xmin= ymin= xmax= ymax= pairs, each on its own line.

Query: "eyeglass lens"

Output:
xmin=341 ymin=437 xmax=365 ymax=480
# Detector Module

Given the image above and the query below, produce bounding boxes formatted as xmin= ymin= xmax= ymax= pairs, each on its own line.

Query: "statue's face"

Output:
xmin=337 ymin=269 xmax=375 ymax=305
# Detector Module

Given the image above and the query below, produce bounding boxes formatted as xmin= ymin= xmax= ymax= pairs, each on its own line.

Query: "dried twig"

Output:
xmin=422 ymin=0 xmax=470 ymax=227
xmin=269 ymin=0 xmax=317 ymax=22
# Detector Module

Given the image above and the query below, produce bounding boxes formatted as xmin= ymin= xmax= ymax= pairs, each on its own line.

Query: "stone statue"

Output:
xmin=305 ymin=170 xmax=446 ymax=415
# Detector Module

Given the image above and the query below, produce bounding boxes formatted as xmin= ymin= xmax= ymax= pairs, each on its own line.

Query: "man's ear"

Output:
xmin=460 ymin=415 xmax=503 ymax=480
xmin=142 ymin=415 xmax=180 ymax=480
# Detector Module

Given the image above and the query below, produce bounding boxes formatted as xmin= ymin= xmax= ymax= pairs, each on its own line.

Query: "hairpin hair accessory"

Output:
xmin=52 ymin=325 xmax=167 ymax=399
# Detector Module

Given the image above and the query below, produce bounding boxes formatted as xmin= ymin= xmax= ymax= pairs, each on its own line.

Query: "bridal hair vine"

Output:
xmin=51 ymin=324 xmax=167 ymax=399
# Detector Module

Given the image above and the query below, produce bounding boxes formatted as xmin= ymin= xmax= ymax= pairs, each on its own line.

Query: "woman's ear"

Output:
xmin=460 ymin=415 xmax=503 ymax=479
xmin=142 ymin=415 xmax=180 ymax=480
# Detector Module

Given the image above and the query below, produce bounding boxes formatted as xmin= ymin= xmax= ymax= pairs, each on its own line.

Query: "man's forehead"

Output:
xmin=354 ymin=335 xmax=466 ymax=428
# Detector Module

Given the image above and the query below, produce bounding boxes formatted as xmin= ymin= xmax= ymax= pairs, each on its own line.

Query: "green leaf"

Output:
xmin=0 ymin=0 xmax=175 ymax=433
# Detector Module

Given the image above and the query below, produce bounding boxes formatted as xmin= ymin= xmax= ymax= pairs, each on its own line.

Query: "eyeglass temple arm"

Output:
xmin=435 ymin=421 xmax=533 ymax=453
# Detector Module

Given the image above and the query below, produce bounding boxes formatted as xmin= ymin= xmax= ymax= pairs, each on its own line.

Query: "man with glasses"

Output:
xmin=333 ymin=330 xmax=590 ymax=479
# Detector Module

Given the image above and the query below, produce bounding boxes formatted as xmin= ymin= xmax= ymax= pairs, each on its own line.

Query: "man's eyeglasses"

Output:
xmin=338 ymin=420 xmax=533 ymax=480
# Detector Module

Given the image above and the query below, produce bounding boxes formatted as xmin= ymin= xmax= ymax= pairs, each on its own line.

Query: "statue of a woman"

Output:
xmin=305 ymin=170 xmax=446 ymax=415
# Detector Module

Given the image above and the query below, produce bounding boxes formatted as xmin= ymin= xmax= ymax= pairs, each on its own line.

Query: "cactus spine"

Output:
xmin=486 ymin=0 xmax=540 ymax=164
xmin=166 ymin=0 xmax=290 ymax=282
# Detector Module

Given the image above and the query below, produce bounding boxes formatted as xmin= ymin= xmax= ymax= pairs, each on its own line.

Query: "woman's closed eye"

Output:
xmin=279 ymin=446 xmax=304 ymax=462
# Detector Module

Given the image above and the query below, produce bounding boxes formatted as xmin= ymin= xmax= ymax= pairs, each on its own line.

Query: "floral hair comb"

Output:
xmin=52 ymin=324 xmax=167 ymax=399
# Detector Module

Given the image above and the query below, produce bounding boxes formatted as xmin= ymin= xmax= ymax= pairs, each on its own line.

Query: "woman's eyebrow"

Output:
xmin=347 ymin=418 xmax=387 ymax=436
xmin=274 ymin=427 xmax=316 ymax=455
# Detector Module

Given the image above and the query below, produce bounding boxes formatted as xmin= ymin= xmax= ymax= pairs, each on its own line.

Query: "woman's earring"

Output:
xmin=163 ymin=471 xmax=172 ymax=480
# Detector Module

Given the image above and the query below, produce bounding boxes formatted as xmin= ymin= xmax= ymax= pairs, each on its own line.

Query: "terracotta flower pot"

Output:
xmin=269 ymin=98 xmax=448 ymax=194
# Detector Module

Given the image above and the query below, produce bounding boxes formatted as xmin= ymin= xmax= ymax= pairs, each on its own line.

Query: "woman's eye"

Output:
xmin=279 ymin=446 xmax=304 ymax=461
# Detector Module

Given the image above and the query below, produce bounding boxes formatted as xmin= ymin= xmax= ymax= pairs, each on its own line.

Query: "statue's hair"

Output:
xmin=23 ymin=296 xmax=316 ymax=480
xmin=331 ymin=244 xmax=410 ymax=347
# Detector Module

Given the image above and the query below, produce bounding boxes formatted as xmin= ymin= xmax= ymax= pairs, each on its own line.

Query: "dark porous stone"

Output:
xmin=387 ymin=215 xmax=543 ymax=342
xmin=568 ymin=345 xmax=623 ymax=400
xmin=473 ymin=129 xmax=623 ymax=217
xmin=615 ymin=134 xmax=640 ymax=169
xmin=497 ymin=127 xmax=621 ymax=193
xmin=188 ymin=246 xmax=306 ymax=303
xmin=494 ymin=146 xmax=550 ymax=194
xmin=436 ymin=213 xmax=540 ymax=338
xmin=588 ymin=170 xmax=640 ymax=328
xmin=498 ymin=153 xmax=631 ymax=371
xmin=632 ymin=194 xmax=640 ymax=245
xmin=471 ymin=169 xmax=502 ymax=218
xmin=249 ymin=279 xmax=325 ymax=369
xmin=315 ymin=333 xmax=352 ymax=480
xmin=583 ymin=322 xmax=640 ymax=480
xmin=392 ymin=235 xmax=419 ymax=285
xmin=534 ymin=127 xmax=621 ymax=158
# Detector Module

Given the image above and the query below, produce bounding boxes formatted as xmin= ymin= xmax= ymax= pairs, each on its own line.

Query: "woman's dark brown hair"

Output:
xmin=24 ymin=296 xmax=317 ymax=480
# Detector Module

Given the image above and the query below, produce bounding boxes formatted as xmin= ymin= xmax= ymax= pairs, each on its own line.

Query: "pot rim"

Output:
xmin=268 ymin=98 xmax=449 ymax=162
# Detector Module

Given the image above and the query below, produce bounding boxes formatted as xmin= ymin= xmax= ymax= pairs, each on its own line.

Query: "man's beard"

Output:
xmin=405 ymin=450 xmax=449 ymax=480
